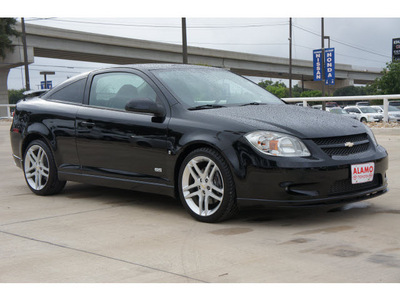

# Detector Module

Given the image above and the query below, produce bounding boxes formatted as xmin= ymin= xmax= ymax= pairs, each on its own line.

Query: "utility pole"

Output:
xmin=21 ymin=17 xmax=30 ymax=91
xmin=181 ymin=17 xmax=188 ymax=64
xmin=289 ymin=17 xmax=292 ymax=97
xmin=321 ymin=18 xmax=326 ymax=110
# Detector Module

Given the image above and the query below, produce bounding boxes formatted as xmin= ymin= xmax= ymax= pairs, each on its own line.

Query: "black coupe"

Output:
xmin=10 ymin=64 xmax=388 ymax=222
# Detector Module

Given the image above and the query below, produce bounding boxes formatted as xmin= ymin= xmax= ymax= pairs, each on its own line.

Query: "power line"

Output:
xmin=187 ymin=41 xmax=288 ymax=46
xmin=293 ymin=43 xmax=387 ymax=64
xmin=292 ymin=23 xmax=391 ymax=59
xmin=26 ymin=18 xmax=289 ymax=29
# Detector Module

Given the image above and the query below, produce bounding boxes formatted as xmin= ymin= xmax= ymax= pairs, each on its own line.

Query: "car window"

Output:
xmin=360 ymin=107 xmax=376 ymax=113
xmin=89 ymin=72 xmax=157 ymax=110
xmin=345 ymin=108 xmax=357 ymax=114
xmin=46 ymin=78 xmax=86 ymax=104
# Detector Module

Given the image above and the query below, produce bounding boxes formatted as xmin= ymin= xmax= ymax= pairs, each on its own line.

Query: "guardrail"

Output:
xmin=282 ymin=94 xmax=400 ymax=122
xmin=0 ymin=104 xmax=16 ymax=119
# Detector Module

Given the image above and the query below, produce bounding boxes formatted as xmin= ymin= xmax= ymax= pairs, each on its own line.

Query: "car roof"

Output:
xmin=108 ymin=63 xmax=219 ymax=72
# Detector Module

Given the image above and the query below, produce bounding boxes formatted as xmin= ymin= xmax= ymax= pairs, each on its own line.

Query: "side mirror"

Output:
xmin=125 ymin=98 xmax=165 ymax=118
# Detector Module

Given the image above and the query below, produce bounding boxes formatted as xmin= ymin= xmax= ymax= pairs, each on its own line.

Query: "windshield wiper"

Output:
xmin=240 ymin=102 xmax=267 ymax=106
xmin=188 ymin=104 xmax=226 ymax=111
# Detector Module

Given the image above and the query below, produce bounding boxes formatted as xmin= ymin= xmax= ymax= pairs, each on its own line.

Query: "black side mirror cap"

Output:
xmin=125 ymin=98 xmax=166 ymax=118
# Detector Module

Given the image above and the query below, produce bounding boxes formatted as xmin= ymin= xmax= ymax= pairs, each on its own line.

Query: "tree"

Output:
xmin=333 ymin=84 xmax=378 ymax=97
xmin=300 ymin=90 xmax=322 ymax=97
xmin=258 ymin=80 xmax=289 ymax=98
xmin=0 ymin=18 xmax=19 ymax=59
xmin=8 ymin=89 xmax=25 ymax=104
xmin=291 ymin=84 xmax=304 ymax=98
xmin=373 ymin=61 xmax=400 ymax=94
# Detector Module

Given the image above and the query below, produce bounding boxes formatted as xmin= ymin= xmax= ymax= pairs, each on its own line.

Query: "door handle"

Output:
xmin=79 ymin=121 xmax=95 ymax=128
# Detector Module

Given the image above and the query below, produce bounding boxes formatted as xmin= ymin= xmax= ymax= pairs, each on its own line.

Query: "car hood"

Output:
xmin=198 ymin=104 xmax=366 ymax=139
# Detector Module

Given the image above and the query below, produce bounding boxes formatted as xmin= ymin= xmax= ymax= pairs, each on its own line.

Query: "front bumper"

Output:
xmin=234 ymin=142 xmax=388 ymax=207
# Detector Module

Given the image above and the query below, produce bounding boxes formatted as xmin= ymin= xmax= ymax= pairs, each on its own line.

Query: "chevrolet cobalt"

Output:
xmin=10 ymin=64 xmax=388 ymax=222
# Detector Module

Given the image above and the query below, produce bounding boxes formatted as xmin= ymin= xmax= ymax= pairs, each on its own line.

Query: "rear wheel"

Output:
xmin=23 ymin=140 xmax=66 ymax=195
xmin=360 ymin=117 xmax=367 ymax=123
xmin=178 ymin=148 xmax=238 ymax=223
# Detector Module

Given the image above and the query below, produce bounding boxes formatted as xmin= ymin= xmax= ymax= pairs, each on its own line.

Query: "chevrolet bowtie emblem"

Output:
xmin=345 ymin=142 xmax=354 ymax=147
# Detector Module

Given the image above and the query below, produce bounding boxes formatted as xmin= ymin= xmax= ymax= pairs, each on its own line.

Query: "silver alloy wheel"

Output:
xmin=181 ymin=156 xmax=224 ymax=217
xmin=24 ymin=144 xmax=50 ymax=191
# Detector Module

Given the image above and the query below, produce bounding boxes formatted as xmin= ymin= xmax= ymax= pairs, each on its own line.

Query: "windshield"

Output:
xmin=360 ymin=107 xmax=377 ymax=113
xmin=151 ymin=67 xmax=283 ymax=108
xmin=371 ymin=107 xmax=382 ymax=113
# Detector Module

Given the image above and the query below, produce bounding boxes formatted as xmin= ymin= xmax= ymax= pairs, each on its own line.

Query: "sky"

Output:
xmin=4 ymin=1 xmax=400 ymax=90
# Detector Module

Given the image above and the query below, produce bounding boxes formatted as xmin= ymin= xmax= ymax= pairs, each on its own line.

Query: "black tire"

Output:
xmin=178 ymin=147 xmax=238 ymax=223
xmin=360 ymin=117 xmax=367 ymax=123
xmin=23 ymin=140 xmax=66 ymax=195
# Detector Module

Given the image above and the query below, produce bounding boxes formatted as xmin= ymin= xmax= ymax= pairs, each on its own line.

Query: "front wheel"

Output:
xmin=178 ymin=148 xmax=238 ymax=223
xmin=23 ymin=140 xmax=66 ymax=195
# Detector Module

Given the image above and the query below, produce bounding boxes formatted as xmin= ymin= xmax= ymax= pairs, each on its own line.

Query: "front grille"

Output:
xmin=322 ymin=143 xmax=370 ymax=156
xmin=312 ymin=133 xmax=370 ymax=157
xmin=313 ymin=133 xmax=368 ymax=146
xmin=329 ymin=175 xmax=382 ymax=195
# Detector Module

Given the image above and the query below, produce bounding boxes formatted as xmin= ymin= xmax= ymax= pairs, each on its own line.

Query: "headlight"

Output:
xmin=245 ymin=131 xmax=311 ymax=157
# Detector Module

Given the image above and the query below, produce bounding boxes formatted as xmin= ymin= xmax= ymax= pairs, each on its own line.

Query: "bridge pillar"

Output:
xmin=0 ymin=45 xmax=34 ymax=117
xmin=302 ymin=78 xmax=355 ymax=93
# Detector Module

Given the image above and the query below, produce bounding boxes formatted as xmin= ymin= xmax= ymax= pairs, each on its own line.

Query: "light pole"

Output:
xmin=182 ymin=17 xmax=188 ymax=64
xmin=21 ymin=17 xmax=30 ymax=91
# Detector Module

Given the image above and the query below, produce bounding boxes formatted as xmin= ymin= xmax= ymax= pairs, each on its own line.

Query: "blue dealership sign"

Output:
xmin=40 ymin=81 xmax=53 ymax=89
xmin=325 ymin=48 xmax=335 ymax=85
xmin=313 ymin=48 xmax=335 ymax=85
xmin=313 ymin=49 xmax=322 ymax=81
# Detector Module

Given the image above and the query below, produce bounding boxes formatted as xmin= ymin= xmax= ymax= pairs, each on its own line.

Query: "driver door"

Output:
xmin=75 ymin=70 xmax=172 ymax=192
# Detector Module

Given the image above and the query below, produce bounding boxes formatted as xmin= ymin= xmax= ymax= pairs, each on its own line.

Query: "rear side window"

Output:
xmin=47 ymin=78 xmax=86 ymax=104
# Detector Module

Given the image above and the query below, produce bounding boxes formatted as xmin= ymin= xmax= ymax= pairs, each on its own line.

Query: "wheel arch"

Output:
xmin=21 ymin=123 xmax=55 ymax=161
xmin=173 ymin=141 xmax=241 ymax=198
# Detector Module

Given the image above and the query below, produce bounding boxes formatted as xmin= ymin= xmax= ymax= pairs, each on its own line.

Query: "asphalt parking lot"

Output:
xmin=0 ymin=121 xmax=399 ymax=283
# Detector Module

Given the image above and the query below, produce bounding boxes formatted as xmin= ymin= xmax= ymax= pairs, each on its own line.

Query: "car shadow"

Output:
xmin=58 ymin=182 xmax=386 ymax=227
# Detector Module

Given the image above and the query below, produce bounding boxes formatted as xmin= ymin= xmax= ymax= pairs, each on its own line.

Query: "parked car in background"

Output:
xmin=356 ymin=102 xmax=369 ymax=106
xmin=312 ymin=104 xmax=322 ymax=110
xmin=343 ymin=106 xmax=383 ymax=122
xmin=389 ymin=101 xmax=400 ymax=107
xmin=294 ymin=102 xmax=310 ymax=107
xmin=327 ymin=107 xmax=358 ymax=120
xmin=370 ymin=105 xmax=400 ymax=122
xmin=326 ymin=102 xmax=339 ymax=107
xmin=10 ymin=64 xmax=389 ymax=223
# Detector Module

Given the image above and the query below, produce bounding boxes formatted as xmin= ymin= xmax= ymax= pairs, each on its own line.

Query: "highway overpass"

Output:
xmin=0 ymin=22 xmax=382 ymax=114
